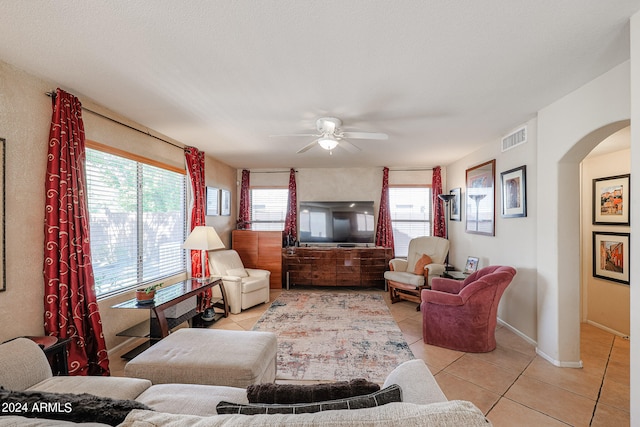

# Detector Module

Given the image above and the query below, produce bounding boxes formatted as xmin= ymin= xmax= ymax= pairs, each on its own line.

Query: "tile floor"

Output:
xmin=110 ymin=287 xmax=630 ymax=426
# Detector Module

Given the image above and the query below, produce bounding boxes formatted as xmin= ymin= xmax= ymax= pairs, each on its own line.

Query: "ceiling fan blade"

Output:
xmin=340 ymin=131 xmax=388 ymax=140
xmin=270 ymin=133 xmax=320 ymax=138
xmin=296 ymin=140 xmax=318 ymax=154
xmin=339 ymin=139 xmax=362 ymax=153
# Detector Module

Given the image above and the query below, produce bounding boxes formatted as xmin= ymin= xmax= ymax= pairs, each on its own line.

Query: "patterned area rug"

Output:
xmin=252 ymin=291 xmax=414 ymax=383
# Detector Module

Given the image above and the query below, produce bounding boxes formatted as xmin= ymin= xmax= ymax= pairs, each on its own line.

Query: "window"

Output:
xmin=86 ymin=147 xmax=187 ymax=297
xmin=389 ymin=186 xmax=432 ymax=257
xmin=250 ymin=188 xmax=289 ymax=231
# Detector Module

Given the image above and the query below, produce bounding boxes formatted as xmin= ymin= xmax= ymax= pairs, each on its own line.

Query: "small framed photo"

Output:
xmin=500 ymin=165 xmax=527 ymax=218
xmin=464 ymin=256 xmax=479 ymax=274
xmin=593 ymin=232 xmax=630 ymax=285
xmin=593 ymin=174 xmax=630 ymax=225
xmin=206 ymin=187 xmax=219 ymax=216
xmin=450 ymin=187 xmax=461 ymax=221
xmin=221 ymin=189 xmax=231 ymax=216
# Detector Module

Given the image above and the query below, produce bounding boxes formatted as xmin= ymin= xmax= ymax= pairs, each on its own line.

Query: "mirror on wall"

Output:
xmin=0 ymin=138 xmax=4 ymax=291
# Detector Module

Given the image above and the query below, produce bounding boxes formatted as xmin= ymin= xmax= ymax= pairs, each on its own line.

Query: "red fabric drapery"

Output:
xmin=184 ymin=146 xmax=211 ymax=311
xmin=432 ymin=166 xmax=446 ymax=237
xmin=237 ymin=169 xmax=251 ymax=229
xmin=43 ymin=88 xmax=110 ymax=376
xmin=283 ymin=168 xmax=297 ymax=241
xmin=375 ymin=167 xmax=394 ymax=250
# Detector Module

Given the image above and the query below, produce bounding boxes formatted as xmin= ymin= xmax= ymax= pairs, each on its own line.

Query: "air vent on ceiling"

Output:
xmin=501 ymin=126 xmax=527 ymax=152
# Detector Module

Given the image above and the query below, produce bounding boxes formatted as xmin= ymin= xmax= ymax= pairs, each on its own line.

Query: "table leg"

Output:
xmin=218 ymin=282 xmax=229 ymax=317
xmin=152 ymin=307 xmax=170 ymax=337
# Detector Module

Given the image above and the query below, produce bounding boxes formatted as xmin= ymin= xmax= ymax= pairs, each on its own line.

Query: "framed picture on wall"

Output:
xmin=206 ymin=187 xmax=219 ymax=216
xmin=500 ymin=165 xmax=527 ymax=218
xmin=593 ymin=231 xmax=630 ymax=285
xmin=450 ymin=188 xmax=461 ymax=221
xmin=592 ymin=174 xmax=630 ymax=225
xmin=465 ymin=160 xmax=495 ymax=236
xmin=221 ymin=189 xmax=231 ymax=216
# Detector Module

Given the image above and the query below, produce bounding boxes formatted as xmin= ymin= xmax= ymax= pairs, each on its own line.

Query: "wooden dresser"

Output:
xmin=282 ymin=246 xmax=393 ymax=289
xmin=231 ymin=230 xmax=282 ymax=289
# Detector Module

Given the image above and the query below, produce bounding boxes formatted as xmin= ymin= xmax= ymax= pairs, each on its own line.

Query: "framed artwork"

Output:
xmin=593 ymin=231 xmax=630 ymax=285
xmin=500 ymin=165 xmax=527 ymax=218
xmin=450 ymin=187 xmax=461 ymax=221
xmin=463 ymin=256 xmax=479 ymax=274
xmin=465 ymin=160 xmax=496 ymax=236
xmin=206 ymin=187 xmax=219 ymax=216
xmin=593 ymin=174 xmax=630 ymax=225
xmin=221 ymin=189 xmax=231 ymax=216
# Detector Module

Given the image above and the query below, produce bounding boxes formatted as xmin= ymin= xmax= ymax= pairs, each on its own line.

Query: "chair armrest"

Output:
xmin=421 ymin=289 xmax=464 ymax=306
xmin=426 ymin=263 xmax=446 ymax=277
xmin=221 ymin=275 xmax=242 ymax=282
xmin=389 ymin=259 xmax=408 ymax=272
xmin=245 ymin=268 xmax=270 ymax=278
xmin=430 ymin=276 xmax=466 ymax=294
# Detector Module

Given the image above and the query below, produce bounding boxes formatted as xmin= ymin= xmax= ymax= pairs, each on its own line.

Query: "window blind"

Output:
xmin=250 ymin=188 xmax=289 ymax=231
xmin=389 ymin=186 xmax=432 ymax=257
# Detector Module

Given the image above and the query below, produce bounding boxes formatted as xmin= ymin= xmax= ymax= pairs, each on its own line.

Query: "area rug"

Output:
xmin=252 ymin=291 xmax=415 ymax=383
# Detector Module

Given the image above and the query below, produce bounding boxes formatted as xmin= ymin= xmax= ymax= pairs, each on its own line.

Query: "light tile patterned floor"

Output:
xmin=110 ymin=287 xmax=630 ymax=426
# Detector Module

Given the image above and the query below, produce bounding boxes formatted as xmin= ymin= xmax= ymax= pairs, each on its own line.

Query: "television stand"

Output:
xmin=282 ymin=246 xmax=392 ymax=289
xmin=337 ymin=243 xmax=356 ymax=248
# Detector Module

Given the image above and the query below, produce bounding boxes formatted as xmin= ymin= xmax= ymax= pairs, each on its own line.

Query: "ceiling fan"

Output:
xmin=272 ymin=117 xmax=388 ymax=154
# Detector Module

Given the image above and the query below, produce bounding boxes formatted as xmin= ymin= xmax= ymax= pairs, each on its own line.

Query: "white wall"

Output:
xmin=580 ymin=146 xmax=630 ymax=336
xmin=537 ymin=61 xmax=630 ymax=367
xmin=445 ymin=117 xmax=538 ymax=342
xmin=629 ymin=9 xmax=640 ymax=424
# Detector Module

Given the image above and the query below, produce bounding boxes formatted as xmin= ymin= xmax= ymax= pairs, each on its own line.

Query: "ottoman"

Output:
xmin=124 ymin=328 xmax=277 ymax=388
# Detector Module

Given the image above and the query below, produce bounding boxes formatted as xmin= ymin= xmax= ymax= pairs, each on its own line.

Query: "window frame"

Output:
xmin=388 ymin=184 xmax=432 ymax=258
xmin=86 ymin=141 xmax=188 ymax=299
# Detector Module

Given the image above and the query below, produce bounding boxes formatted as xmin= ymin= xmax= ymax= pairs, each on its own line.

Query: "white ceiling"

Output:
xmin=1 ymin=1 xmax=639 ymax=169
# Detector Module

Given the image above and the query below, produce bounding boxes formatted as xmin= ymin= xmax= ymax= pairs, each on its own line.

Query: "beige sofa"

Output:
xmin=0 ymin=337 xmax=490 ymax=426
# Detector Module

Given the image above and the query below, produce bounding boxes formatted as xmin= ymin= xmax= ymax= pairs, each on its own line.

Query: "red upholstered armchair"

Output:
xmin=421 ymin=265 xmax=516 ymax=353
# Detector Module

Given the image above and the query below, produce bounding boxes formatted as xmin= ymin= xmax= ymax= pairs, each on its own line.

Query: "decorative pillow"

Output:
xmin=217 ymin=384 xmax=401 ymax=415
xmin=247 ymin=378 xmax=380 ymax=404
xmin=227 ymin=267 xmax=249 ymax=277
xmin=0 ymin=387 xmax=152 ymax=426
xmin=413 ymin=254 xmax=433 ymax=275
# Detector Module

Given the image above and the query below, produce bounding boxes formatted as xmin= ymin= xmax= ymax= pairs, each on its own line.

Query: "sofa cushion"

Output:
xmin=136 ymin=383 xmax=248 ymax=416
xmin=241 ymin=275 xmax=269 ymax=293
xmin=121 ymin=401 xmax=490 ymax=426
xmin=247 ymin=378 xmax=380 ymax=404
xmin=28 ymin=376 xmax=152 ymax=401
xmin=216 ymin=384 xmax=401 ymax=415
xmin=0 ymin=387 xmax=152 ymax=426
xmin=382 ymin=359 xmax=447 ymax=405
xmin=384 ymin=271 xmax=425 ymax=287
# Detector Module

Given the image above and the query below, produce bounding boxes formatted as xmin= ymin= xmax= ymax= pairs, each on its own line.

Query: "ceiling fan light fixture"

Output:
xmin=318 ymin=136 xmax=339 ymax=151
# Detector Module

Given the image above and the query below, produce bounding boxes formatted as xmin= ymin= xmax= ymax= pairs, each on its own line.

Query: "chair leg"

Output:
xmin=388 ymin=284 xmax=400 ymax=304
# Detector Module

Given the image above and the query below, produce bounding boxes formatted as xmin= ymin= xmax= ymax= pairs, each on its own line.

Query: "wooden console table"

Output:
xmin=112 ymin=278 xmax=227 ymax=359
xmin=282 ymin=246 xmax=393 ymax=289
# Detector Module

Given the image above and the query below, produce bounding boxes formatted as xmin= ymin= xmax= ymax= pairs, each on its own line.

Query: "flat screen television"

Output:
xmin=298 ymin=201 xmax=375 ymax=245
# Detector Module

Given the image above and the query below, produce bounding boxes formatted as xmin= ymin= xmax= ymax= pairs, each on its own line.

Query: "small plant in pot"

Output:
xmin=135 ymin=283 xmax=163 ymax=304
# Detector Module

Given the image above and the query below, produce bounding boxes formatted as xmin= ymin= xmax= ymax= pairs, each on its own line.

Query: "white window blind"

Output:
xmin=250 ymin=188 xmax=288 ymax=231
xmin=389 ymin=186 xmax=432 ymax=257
xmin=86 ymin=148 xmax=187 ymax=297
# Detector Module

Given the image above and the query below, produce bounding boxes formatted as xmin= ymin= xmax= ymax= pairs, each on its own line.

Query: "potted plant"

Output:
xmin=135 ymin=283 xmax=163 ymax=304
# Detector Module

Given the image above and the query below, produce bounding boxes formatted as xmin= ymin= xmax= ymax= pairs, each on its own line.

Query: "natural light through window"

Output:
xmin=250 ymin=188 xmax=289 ymax=231
xmin=389 ymin=186 xmax=431 ymax=257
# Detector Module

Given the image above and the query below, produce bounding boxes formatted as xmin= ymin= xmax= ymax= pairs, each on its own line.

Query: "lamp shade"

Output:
xmin=438 ymin=194 xmax=455 ymax=203
xmin=182 ymin=226 xmax=225 ymax=251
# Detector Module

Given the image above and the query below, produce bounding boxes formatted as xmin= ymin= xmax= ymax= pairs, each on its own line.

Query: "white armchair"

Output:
xmin=384 ymin=236 xmax=449 ymax=306
xmin=207 ymin=249 xmax=270 ymax=314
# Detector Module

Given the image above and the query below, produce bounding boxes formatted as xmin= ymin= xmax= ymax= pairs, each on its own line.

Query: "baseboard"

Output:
xmin=585 ymin=320 xmax=630 ymax=339
xmin=107 ymin=337 xmax=148 ymax=358
xmin=496 ymin=318 xmax=537 ymax=346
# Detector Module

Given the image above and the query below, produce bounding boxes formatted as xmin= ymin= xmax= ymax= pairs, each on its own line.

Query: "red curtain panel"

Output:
xmin=432 ymin=166 xmax=445 ymax=237
xmin=237 ymin=169 xmax=251 ymax=229
xmin=184 ymin=146 xmax=212 ymax=311
xmin=43 ymin=88 xmax=110 ymax=376
xmin=375 ymin=167 xmax=394 ymax=250
xmin=283 ymin=168 xmax=298 ymax=241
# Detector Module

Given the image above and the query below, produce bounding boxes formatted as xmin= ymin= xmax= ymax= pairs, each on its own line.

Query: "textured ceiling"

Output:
xmin=1 ymin=1 xmax=639 ymax=168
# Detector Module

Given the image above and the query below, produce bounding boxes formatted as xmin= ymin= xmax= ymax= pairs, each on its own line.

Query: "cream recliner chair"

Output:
xmin=384 ymin=236 xmax=449 ymax=307
xmin=208 ymin=249 xmax=270 ymax=314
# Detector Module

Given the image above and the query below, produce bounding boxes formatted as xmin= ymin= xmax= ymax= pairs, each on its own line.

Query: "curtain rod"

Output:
xmin=389 ymin=167 xmax=434 ymax=171
xmin=45 ymin=91 xmax=183 ymax=150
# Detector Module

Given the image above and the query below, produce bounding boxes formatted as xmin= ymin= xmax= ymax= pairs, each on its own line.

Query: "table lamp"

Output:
xmin=182 ymin=226 xmax=225 ymax=281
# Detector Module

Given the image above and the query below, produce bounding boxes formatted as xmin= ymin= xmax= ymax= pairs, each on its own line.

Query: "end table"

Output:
xmin=25 ymin=336 xmax=71 ymax=376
